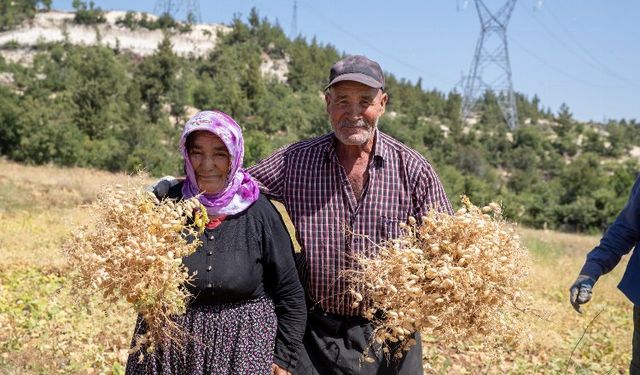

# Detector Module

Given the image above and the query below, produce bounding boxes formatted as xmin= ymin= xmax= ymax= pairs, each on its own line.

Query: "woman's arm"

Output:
xmin=260 ymin=200 xmax=307 ymax=372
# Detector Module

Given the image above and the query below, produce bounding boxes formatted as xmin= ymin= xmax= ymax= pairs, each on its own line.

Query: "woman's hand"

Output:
xmin=271 ymin=364 xmax=291 ymax=375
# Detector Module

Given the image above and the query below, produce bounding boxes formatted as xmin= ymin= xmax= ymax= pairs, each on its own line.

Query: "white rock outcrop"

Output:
xmin=0 ymin=10 xmax=229 ymax=63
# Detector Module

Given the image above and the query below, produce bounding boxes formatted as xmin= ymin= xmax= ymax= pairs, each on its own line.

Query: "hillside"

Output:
xmin=0 ymin=10 xmax=289 ymax=82
xmin=0 ymin=4 xmax=639 ymax=233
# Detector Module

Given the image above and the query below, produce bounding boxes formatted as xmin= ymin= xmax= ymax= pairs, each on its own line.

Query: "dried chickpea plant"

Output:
xmin=63 ymin=180 xmax=208 ymax=356
xmin=346 ymin=196 xmax=530 ymax=362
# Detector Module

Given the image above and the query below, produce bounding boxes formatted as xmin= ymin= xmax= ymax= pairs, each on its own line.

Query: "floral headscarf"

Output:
xmin=180 ymin=110 xmax=259 ymax=217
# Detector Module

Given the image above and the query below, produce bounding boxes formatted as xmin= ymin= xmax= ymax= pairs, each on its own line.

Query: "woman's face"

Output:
xmin=187 ymin=131 xmax=231 ymax=194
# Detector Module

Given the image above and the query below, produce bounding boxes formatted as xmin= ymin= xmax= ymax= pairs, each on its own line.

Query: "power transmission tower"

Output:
xmin=461 ymin=0 xmax=518 ymax=129
xmin=290 ymin=0 xmax=298 ymax=38
xmin=154 ymin=0 xmax=201 ymax=23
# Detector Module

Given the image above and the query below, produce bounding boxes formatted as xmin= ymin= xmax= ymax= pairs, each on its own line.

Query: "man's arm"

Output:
xmin=247 ymin=147 xmax=287 ymax=201
xmin=580 ymin=176 xmax=640 ymax=280
xmin=412 ymin=163 xmax=453 ymax=218
xmin=570 ymin=175 xmax=640 ymax=312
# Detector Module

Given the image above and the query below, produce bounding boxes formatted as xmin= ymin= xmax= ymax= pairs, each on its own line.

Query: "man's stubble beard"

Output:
xmin=333 ymin=117 xmax=379 ymax=146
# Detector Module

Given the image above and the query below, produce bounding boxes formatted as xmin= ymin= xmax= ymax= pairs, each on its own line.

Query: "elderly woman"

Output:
xmin=125 ymin=111 xmax=306 ymax=375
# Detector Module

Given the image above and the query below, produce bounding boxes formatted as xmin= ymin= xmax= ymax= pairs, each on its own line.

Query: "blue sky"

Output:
xmin=51 ymin=1 xmax=639 ymax=122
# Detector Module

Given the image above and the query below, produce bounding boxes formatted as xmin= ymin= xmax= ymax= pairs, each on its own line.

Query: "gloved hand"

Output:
xmin=569 ymin=274 xmax=596 ymax=313
xmin=146 ymin=176 xmax=180 ymax=199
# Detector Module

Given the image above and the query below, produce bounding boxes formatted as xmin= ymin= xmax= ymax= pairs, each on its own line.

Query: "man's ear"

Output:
xmin=324 ymin=91 xmax=331 ymax=113
xmin=379 ymin=91 xmax=388 ymax=115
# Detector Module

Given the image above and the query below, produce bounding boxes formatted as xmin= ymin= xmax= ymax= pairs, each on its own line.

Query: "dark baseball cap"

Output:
xmin=325 ymin=55 xmax=385 ymax=90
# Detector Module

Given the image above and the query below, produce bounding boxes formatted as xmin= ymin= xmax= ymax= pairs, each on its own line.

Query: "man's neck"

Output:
xmin=335 ymin=135 xmax=375 ymax=201
xmin=335 ymin=136 xmax=375 ymax=164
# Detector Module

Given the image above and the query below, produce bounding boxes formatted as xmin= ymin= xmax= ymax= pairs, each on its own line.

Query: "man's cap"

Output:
xmin=325 ymin=55 xmax=385 ymax=90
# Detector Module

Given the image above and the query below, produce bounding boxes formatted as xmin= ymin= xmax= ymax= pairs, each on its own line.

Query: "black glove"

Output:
xmin=569 ymin=275 xmax=595 ymax=313
xmin=146 ymin=176 xmax=180 ymax=199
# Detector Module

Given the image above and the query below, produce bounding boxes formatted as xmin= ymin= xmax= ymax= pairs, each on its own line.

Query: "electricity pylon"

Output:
xmin=290 ymin=0 xmax=298 ymax=38
xmin=154 ymin=0 xmax=201 ymax=23
xmin=461 ymin=0 xmax=518 ymax=129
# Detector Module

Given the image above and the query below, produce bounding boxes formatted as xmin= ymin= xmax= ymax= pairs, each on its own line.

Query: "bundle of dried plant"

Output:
xmin=63 ymin=182 xmax=207 ymax=356
xmin=346 ymin=196 xmax=529 ymax=360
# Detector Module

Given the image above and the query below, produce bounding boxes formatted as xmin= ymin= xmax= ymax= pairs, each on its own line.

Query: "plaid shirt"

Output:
xmin=248 ymin=131 xmax=453 ymax=316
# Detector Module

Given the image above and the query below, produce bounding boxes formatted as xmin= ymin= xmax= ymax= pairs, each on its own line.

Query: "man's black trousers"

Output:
xmin=294 ymin=308 xmax=423 ymax=375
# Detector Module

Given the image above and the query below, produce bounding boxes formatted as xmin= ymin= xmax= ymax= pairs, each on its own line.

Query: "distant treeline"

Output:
xmin=1 ymin=0 xmax=51 ymax=31
xmin=1 ymin=3 xmax=639 ymax=232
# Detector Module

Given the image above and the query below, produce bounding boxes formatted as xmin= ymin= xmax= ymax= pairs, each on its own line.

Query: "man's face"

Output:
xmin=325 ymin=81 xmax=388 ymax=146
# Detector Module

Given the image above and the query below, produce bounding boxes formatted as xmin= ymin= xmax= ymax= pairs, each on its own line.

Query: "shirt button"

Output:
xmin=206 ymin=266 xmax=212 ymax=272
xmin=208 ymin=234 xmax=215 ymax=241
xmin=207 ymin=251 xmax=213 ymax=256
xmin=206 ymin=283 xmax=213 ymax=288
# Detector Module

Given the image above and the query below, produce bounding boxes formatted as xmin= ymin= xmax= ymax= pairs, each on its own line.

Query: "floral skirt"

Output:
xmin=125 ymin=296 xmax=277 ymax=375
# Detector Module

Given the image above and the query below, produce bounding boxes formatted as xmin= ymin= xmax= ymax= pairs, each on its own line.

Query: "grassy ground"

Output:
xmin=0 ymin=159 xmax=634 ymax=374
xmin=424 ymin=228 xmax=632 ymax=374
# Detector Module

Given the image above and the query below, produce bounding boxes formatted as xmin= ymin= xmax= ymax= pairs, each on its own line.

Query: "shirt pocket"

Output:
xmin=381 ymin=216 xmax=405 ymax=242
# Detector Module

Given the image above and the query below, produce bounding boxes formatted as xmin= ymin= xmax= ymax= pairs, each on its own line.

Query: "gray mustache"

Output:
xmin=339 ymin=119 xmax=370 ymax=128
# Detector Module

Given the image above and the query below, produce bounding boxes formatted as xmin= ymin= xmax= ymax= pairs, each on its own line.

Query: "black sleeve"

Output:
xmin=260 ymin=200 xmax=307 ymax=371
xmin=166 ymin=181 xmax=185 ymax=200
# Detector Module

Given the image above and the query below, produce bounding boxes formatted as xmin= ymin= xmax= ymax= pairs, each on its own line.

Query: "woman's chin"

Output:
xmin=198 ymin=182 xmax=224 ymax=194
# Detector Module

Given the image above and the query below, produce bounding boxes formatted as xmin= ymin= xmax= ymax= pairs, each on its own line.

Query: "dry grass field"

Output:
xmin=0 ymin=158 xmax=634 ymax=374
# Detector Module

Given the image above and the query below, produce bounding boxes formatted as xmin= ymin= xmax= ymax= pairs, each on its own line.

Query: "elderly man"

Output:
xmin=248 ymin=55 xmax=452 ymax=375
xmin=570 ymin=175 xmax=640 ymax=374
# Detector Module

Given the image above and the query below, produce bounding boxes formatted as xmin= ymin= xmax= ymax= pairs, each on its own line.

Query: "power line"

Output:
xmin=519 ymin=1 xmax=637 ymax=88
xmin=508 ymin=35 xmax=624 ymax=90
xmin=542 ymin=4 xmax=638 ymax=87
xmin=296 ymin=0 xmax=451 ymax=87
xmin=534 ymin=0 xmax=543 ymax=11
xmin=457 ymin=0 xmax=470 ymax=12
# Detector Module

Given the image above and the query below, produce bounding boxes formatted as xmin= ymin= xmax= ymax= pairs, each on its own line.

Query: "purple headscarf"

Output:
xmin=180 ymin=110 xmax=259 ymax=217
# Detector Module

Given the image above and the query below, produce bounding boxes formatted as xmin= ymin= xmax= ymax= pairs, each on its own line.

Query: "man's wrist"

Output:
xmin=578 ymin=263 xmax=601 ymax=283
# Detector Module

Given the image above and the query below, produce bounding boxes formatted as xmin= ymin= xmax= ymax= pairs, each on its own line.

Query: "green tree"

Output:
xmin=0 ymin=0 xmax=51 ymax=31
xmin=555 ymin=102 xmax=573 ymax=137
xmin=72 ymin=0 xmax=105 ymax=25
xmin=444 ymin=91 xmax=462 ymax=124
xmin=287 ymin=37 xmax=339 ymax=92
xmin=13 ymin=97 xmax=85 ymax=166
xmin=560 ymin=154 xmax=596 ymax=200
xmin=0 ymin=87 xmax=21 ymax=156
xmin=136 ymin=35 xmax=179 ymax=122
xmin=69 ymin=46 xmax=127 ymax=139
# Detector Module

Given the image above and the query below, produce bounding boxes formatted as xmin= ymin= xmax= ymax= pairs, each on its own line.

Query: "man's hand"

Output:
xmin=271 ymin=364 xmax=291 ymax=375
xmin=569 ymin=274 xmax=596 ymax=313
xmin=146 ymin=176 xmax=180 ymax=198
